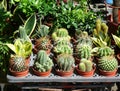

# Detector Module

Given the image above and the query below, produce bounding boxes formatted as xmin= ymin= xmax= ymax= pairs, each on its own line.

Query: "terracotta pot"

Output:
xmin=32 ymin=67 xmax=52 ymax=77
xmin=25 ymin=57 xmax=30 ymax=66
xmin=76 ymin=65 xmax=96 ymax=77
xmin=9 ymin=67 xmax=29 ymax=77
xmin=99 ymin=69 xmax=117 ymax=77
xmin=55 ymin=68 xmax=74 ymax=77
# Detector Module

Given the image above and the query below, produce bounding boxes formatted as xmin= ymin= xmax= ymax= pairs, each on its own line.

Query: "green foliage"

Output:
xmin=112 ymin=34 xmax=120 ymax=49
xmin=79 ymin=59 xmax=93 ymax=72
xmin=6 ymin=38 xmax=32 ymax=58
xmin=98 ymin=56 xmax=118 ymax=71
xmin=57 ymin=54 xmax=75 ymax=71
xmin=33 ymin=50 xmax=53 ymax=72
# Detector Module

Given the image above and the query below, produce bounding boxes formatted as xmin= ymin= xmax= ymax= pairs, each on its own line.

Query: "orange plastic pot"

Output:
xmin=32 ymin=67 xmax=52 ymax=77
xmin=76 ymin=65 xmax=96 ymax=77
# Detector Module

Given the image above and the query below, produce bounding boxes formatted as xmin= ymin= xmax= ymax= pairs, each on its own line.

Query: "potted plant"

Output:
xmin=55 ymin=54 xmax=75 ymax=77
xmin=9 ymin=56 xmax=29 ymax=77
xmin=32 ymin=50 xmax=53 ymax=77
xmin=112 ymin=34 xmax=120 ymax=64
xmin=98 ymin=56 xmax=118 ymax=77
xmin=76 ymin=58 xmax=96 ymax=77
xmin=32 ymin=21 xmax=52 ymax=54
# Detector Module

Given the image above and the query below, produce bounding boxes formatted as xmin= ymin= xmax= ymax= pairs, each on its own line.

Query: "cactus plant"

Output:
xmin=11 ymin=56 xmax=27 ymax=72
xmin=78 ymin=59 xmax=93 ymax=72
xmin=53 ymin=44 xmax=73 ymax=55
xmin=33 ymin=50 xmax=53 ymax=72
xmin=98 ymin=56 xmax=118 ymax=71
xmin=75 ymin=43 xmax=92 ymax=59
xmin=52 ymin=28 xmax=71 ymax=43
xmin=97 ymin=47 xmax=114 ymax=57
xmin=57 ymin=54 xmax=75 ymax=71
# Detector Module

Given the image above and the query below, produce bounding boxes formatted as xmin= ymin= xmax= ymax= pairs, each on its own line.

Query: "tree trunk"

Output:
xmin=113 ymin=0 xmax=120 ymax=23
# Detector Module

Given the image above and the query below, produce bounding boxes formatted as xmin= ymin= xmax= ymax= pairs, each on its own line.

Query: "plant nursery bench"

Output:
xmin=7 ymin=53 xmax=120 ymax=91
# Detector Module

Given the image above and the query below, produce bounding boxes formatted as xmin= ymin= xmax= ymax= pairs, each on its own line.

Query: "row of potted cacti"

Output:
xmin=6 ymin=17 xmax=120 ymax=78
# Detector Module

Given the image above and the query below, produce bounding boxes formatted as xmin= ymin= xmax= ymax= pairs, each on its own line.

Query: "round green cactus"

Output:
xmin=97 ymin=47 xmax=114 ymax=57
xmin=12 ymin=56 xmax=27 ymax=72
xmin=75 ymin=43 xmax=92 ymax=59
xmin=57 ymin=54 xmax=75 ymax=71
xmin=98 ymin=56 xmax=118 ymax=71
xmin=33 ymin=50 xmax=53 ymax=72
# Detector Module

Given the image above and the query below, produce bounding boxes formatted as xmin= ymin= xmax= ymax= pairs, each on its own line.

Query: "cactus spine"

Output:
xmin=79 ymin=59 xmax=93 ymax=72
xmin=12 ymin=56 xmax=27 ymax=72
xmin=57 ymin=54 xmax=75 ymax=71
xmin=34 ymin=50 xmax=53 ymax=72
xmin=76 ymin=43 xmax=92 ymax=59
xmin=98 ymin=56 xmax=118 ymax=71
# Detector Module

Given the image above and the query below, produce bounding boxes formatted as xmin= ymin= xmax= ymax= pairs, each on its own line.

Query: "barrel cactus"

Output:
xmin=75 ymin=43 xmax=92 ymax=59
xmin=52 ymin=28 xmax=71 ymax=42
xmin=33 ymin=50 xmax=53 ymax=72
xmin=78 ymin=59 xmax=93 ymax=72
xmin=12 ymin=56 xmax=27 ymax=72
xmin=97 ymin=47 xmax=114 ymax=57
xmin=57 ymin=54 xmax=75 ymax=71
xmin=35 ymin=36 xmax=51 ymax=51
xmin=98 ymin=56 xmax=118 ymax=71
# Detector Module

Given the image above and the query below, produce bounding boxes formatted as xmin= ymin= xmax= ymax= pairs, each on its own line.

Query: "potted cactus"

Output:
xmin=76 ymin=59 xmax=96 ymax=77
xmin=55 ymin=54 xmax=75 ymax=77
xmin=33 ymin=22 xmax=52 ymax=54
xmin=98 ymin=56 xmax=118 ymax=77
xmin=32 ymin=50 xmax=53 ymax=77
xmin=9 ymin=56 xmax=29 ymax=77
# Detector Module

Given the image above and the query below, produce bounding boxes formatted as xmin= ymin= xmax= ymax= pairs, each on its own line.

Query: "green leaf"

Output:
xmin=112 ymin=34 xmax=120 ymax=48
xmin=24 ymin=13 xmax=36 ymax=37
xmin=6 ymin=44 xmax=16 ymax=53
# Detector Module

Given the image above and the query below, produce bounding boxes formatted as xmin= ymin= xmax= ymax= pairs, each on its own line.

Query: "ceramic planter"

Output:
xmin=99 ymin=69 xmax=117 ymax=77
xmin=32 ymin=67 xmax=52 ymax=77
xmin=75 ymin=65 xmax=96 ymax=77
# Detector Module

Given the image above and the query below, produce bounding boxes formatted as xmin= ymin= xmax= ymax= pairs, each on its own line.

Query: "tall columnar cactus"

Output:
xmin=98 ymin=56 xmax=118 ymax=71
xmin=97 ymin=47 xmax=114 ymax=57
xmin=79 ymin=59 xmax=93 ymax=72
xmin=75 ymin=43 xmax=92 ymax=59
xmin=12 ymin=56 xmax=27 ymax=72
xmin=33 ymin=50 xmax=53 ymax=72
xmin=57 ymin=54 xmax=75 ymax=71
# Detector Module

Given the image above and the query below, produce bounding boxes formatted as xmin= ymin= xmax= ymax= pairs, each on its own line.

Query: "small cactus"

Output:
xmin=52 ymin=28 xmax=71 ymax=42
xmin=33 ymin=50 xmax=53 ymax=72
xmin=79 ymin=59 xmax=93 ymax=72
xmin=35 ymin=36 xmax=51 ymax=51
xmin=75 ymin=43 xmax=92 ymax=59
xmin=57 ymin=54 xmax=75 ymax=71
xmin=98 ymin=56 xmax=118 ymax=71
xmin=97 ymin=47 xmax=114 ymax=57
xmin=12 ymin=56 xmax=27 ymax=72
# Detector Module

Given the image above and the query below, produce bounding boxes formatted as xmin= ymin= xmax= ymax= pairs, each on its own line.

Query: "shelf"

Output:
xmin=7 ymin=53 xmax=120 ymax=83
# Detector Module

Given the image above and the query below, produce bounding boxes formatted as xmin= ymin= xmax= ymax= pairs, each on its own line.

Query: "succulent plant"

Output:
xmin=75 ymin=31 xmax=92 ymax=46
xmin=53 ymin=44 xmax=73 ymax=55
xmin=78 ymin=59 xmax=93 ymax=72
xmin=35 ymin=36 xmax=51 ymax=51
xmin=52 ymin=28 xmax=71 ymax=42
xmin=12 ymin=56 xmax=27 ymax=72
xmin=98 ymin=56 xmax=118 ymax=71
xmin=33 ymin=50 xmax=53 ymax=72
xmin=57 ymin=54 xmax=75 ymax=71
xmin=75 ymin=43 xmax=92 ymax=59
xmin=97 ymin=47 xmax=114 ymax=57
